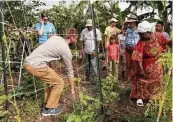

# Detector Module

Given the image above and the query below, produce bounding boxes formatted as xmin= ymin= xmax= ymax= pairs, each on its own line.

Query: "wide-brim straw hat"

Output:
xmin=126 ymin=14 xmax=139 ymax=23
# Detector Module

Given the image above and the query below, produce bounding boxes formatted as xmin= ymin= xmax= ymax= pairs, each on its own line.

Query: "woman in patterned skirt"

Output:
xmin=130 ymin=21 xmax=172 ymax=106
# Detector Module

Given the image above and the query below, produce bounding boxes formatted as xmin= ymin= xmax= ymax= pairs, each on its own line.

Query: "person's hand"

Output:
xmin=92 ymin=51 xmax=96 ymax=57
xmin=81 ymin=50 xmax=85 ymax=57
xmin=40 ymin=19 xmax=44 ymax=24
xmin=105 ymin=43 xmax=108 ymax=50
xmin=71 ymin=89 xmax=75 ymax=100
xmin=139 ymin=69 xmax=145 ymax=77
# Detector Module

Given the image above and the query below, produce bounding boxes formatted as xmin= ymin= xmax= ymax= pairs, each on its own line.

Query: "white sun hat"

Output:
xmin=110 ymin=18 xmax=118 ymax=22
xmin=85 ymin=19 xmax=92 ymax=26
xmin=137 ymin=21 xmax=152 ymax=33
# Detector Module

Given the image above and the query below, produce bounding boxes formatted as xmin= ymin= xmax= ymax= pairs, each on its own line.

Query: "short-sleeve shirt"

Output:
xmin=118 ymin=34 xmax=126 ymax=55
xmin=108 ymin=43 xmax=119 ymax=61
xmin=125 ymin=28 xmax=140 ymax=46
xmin=80 ymin=28 xmax=102 ymax=54
xmin=162 ymin=31 xmax=169 ymax=40
xmin=35 ymin=22 xmax=56 ymax=44
xmin=25 ymin=36 xmax=74 ymax=78
xmin=104 ymin=26 xmax=121 ymax=41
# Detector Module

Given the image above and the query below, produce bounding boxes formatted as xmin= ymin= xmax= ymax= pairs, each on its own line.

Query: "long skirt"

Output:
xmin=130 ymin=60 xmax=163 ymax=101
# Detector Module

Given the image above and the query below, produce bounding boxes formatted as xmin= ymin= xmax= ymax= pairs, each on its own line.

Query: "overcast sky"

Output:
xmin=28 ymin=0 xmax=160 ymax=20
xmin=34 ymin=0 xmax=130 ymax=11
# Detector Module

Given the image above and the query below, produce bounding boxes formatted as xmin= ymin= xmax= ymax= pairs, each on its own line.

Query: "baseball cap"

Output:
xmin=110 ymin=18 xmax=118 ymax=22
xmin=85 ymin=19 xmax=92 ymax=26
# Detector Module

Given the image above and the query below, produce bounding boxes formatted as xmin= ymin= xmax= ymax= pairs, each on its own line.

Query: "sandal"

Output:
xmin=136 ymin=99 xmax=144 ymax=106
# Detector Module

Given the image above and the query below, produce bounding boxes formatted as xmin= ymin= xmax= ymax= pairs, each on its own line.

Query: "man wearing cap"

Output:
xmin=130 ymin=21 xmax=171 ymax=106
xmin=24 ymin=28 xmax=77 ymax=116
xmin=80 ymin=19 xmax=102 ymax=81
xmin=124 ymin=15 xmax=140 ymax=81
xmin=35 ymin=14 xmax=56 ymax=44
xmin=104 ymin=18 xmax=121 ymax=49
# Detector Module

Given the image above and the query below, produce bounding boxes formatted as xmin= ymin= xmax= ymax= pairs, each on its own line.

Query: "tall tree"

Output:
xmin=1 ymin=0 xmax=45 ymax=28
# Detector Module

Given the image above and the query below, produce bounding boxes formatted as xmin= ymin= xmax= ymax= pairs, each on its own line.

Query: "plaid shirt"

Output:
xmin=125 ymin=28 xmax=140 ymax=46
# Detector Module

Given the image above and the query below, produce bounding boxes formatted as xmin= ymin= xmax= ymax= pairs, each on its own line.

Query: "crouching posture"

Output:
xmin=23 ymin=28 xmax=77 ymax=116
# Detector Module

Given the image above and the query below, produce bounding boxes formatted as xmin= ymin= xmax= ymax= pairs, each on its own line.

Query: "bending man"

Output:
xmin=24 ymin=28 xmax=77 ymax=116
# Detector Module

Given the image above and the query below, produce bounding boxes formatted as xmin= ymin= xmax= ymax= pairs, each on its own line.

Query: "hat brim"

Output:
xmin=111 ymin=21 xmax=118 ymax=23
xmin=85 ymin=24 xmax=92 ymax=26
xmin=126 ymin=19 xmax=138 ymax=23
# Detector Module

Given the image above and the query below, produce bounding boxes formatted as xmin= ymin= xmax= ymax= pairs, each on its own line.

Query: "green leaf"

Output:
xmin=0 ymin=111 xmax=8 ymax=118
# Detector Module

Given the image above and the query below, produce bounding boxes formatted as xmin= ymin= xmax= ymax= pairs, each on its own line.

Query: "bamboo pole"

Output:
xmin=0 ymin=9 xmax=8 ymax=110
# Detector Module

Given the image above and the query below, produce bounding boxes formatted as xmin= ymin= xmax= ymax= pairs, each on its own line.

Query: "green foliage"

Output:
xmin=61 ymin=75 xmax=120 ymax=122
xmin=145 ymin=50 xmax=172 ymax=121
xmin=2 ymin=1 xmax=46 ymax=28
xmin=0 ymin=85 xmax=10 ymax=120
xmin=42 ymin=2 xmax=86 ymax=34
xmin=63 ymin=92 xmax=100 ymax=122
xmin=102 ymin=75 xmax=119 ymax=104
xmin=14 ymin=73 xmax=44 ymax=99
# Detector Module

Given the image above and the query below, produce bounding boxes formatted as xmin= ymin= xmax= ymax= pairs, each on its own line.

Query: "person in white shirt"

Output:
xmin=80 ymin=19 xmax=102 ymax=81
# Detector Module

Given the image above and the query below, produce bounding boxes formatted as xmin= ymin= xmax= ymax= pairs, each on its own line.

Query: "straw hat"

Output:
xmin=126 ymin=14 xmax=139 ymax=23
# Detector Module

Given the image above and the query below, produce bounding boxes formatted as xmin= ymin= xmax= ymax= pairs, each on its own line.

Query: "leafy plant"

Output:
xmin=102 ymin=75 xmax=119 ymax=104
xmin=0 ymin=85 xmax=9 ymax=120
xmin=145 ymin=50 xmax=172 ymax=122
xmin=14 ymin=73 xmax=44 ymax=99
xmin=62 ymin=91 xmax=100 ymax=122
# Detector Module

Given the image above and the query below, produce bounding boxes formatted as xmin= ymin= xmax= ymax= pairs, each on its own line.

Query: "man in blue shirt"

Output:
xmin=35 ymin=14 xmax=56 ymax=44
xmin=125 ymin=15 xmax=140 ymax=81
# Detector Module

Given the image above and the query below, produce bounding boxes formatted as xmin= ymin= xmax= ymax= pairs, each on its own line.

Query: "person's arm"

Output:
xmin=104 ymin=27 xmax=108 ymax=49
xmin=68 ymin=78 xmax=75 ymax=95
xmin=117 ymin=46 xmax=120 ymax=63
xmin=120 ymin=21 xmax=125 ymax=32
xmin=116 ymin=28 xmax=121 ymax=35
xmin=106 ymin=46 xmax=110 ymax=63
xmin=36 ymin=21 xmax=44 ymax=35
xmin=62 ymin=53 xmax=75 ymax=97
xmin=104 ymin=35 xmax=108 ymax=49
xmin=167 ymin=40 xmax=172 ymax=48
xmin=97 ymin=41 xmax=100 ymax=50
xmin=159 ymin=32 xmax=172 ymax=48
xmin=81 ymin=41 xmax=85 ymax=56
xmin=138 ymin=62 xmax=144 ymax=76
xmin=52 ymin=24 xmax=57 ymax=36
xmin=80 ymin=31 xmax=85 ymax=56
xmin=131 ymin=41 xmax=144 ymax=77
xmin=97 ymin=29 xmax=102 ymax=51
